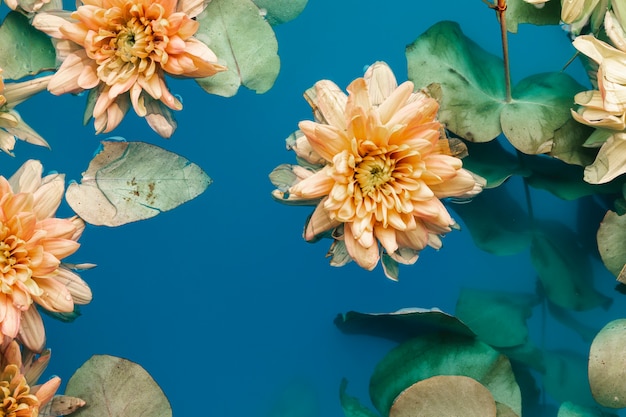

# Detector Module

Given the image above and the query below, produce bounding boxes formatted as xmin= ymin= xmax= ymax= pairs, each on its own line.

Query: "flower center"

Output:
xmin=355 ymin=155 xmax=394 ymax=195
xmin=0 ymin=365 xmax=38 ymax=415
xmin=0 ymin=228 xmax=31 ymax=293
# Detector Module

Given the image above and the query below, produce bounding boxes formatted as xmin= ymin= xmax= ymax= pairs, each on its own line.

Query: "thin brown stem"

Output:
xmin=486 ymin=0 xmax=513 ymax=102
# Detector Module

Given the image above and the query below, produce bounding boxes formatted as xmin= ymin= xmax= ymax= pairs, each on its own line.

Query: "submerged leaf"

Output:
xmin=449 ymin=186 xmax=532 ymax=256
xmin=461 ymin=140 xmax=530 ymax=188
xmin=455 ymin=288 xmax=540 ymax=348
xmin=339 ymin=379 xmax=379 ymax=417
xmin=389 ymin=375 xmax=497 ymax=417
xmin=369 ymin=334 xmax=521 ymax=417
xmin=406 ymin=21 xmax=505 ymax=143
xmin=0 ymin=12 xmax=56 ymax=79
xmin=334 ymin=308 xmax=475 ymax=344
xmin=66 ymin=141 xmax=212 ymax=226
xmin=65 ymin=355 xmax=172 ymax=417
xmin=195 ymin=0 xmax=280 ymax=96
xmin=531 ymin=220 xmax=612 ymax=311
xmin=252 ymin=0 xmax=307 ymax=25
xmin=588 ymin=319 xmax=626 ymax=408
xmin=557 ymin=401 xmax=619 ymax=416
xmin=544 ymin=350 xmax=598 ymax=407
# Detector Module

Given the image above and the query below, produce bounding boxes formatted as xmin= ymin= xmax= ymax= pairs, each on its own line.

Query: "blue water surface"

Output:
xmin=2 ymin=0 xmax=626 ymax=416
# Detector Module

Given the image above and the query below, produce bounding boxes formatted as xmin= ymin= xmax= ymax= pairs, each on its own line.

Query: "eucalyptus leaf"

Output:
xmin=334 ymin=308 xmax=475 ymax=344
xmin=501 ymin=72 xmax=586 ymax=155
xmin=406 ymin=21 xmax=506 ymax=143
xmin=558 ymin=401 xmax=619 ymax=417
xmin=369 ymin=334 xmax=521 ymax=417
xmin=597 ymin=210 xmax=626 ymax=280
xmin=339 ymin=379 xmax=380 ymax=417
xmin=588 ymin=319 xmax=626 ymax=408
xmin=543 ymin=350 xmax=598 ymax=407
xmin=505 ymin=0 xmax=562 ymax=33
xmin=0 ymin=12 xmax=56 ymax=79
xmin=455 ymin=288 xmax=540 ymax=348
xmin=252 ymin=0 xmax=307 ymax=25
xmin=195 ymin=0 xmax=280 ymax=96
xmin=531 ymin=220 xmax=612 ymax=311
xmin=389 ymin=375 xmax=497 ymax=417
xmin=449 ymin=186 xmax=532 ymax=256
xmin=65 ymin=355 xmax=172 ymax=417
xmin=65 ymin=141 xmax=212 ymax=226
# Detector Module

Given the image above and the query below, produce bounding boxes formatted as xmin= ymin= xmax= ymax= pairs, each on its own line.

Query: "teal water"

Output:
xmin=1 ymin=1 xmax=626 ymax=416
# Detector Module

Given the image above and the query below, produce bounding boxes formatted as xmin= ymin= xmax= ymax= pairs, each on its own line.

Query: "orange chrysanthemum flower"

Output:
xmin=34 ymin=0 xmax=226 ymax=137
xmin=0 ymin=161 xmax=92 ymax=352
xmin=271 ymin=62 xmax=481 ymax=280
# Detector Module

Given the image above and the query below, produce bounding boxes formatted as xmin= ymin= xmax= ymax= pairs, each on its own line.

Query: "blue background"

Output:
xmin=2 ymin=0 xmax=626 ymax=416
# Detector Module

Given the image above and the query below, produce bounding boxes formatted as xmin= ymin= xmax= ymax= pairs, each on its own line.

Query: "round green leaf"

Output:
xmin=501 ymin=72 xmax=586 ymax=155
xmin=65 ymin=140 xmax=212 ymax=226
xmin=505 ymin=0 xmax=561 ymax=33
xmin=369 ymin=334 xmax=521 ymax=417
xmin=589 ymin=319 xmax=626 ymax=408
xmin=558 ymin=401 xmax=619 ymax=416
xmin=389 ymin=375 xmax=497 ymax=417
xmin=65 ymin=355 xmax=172 ymax=417
xmin=195 ymin=0 xmax=280 ymax=97
xmin=597 ymin=210 xmax=626 ymax=281
xmin=252 ymin=0 xmax=307 ymax=25
xmin=0 ymin=11 xmax=56 ymax=80
xmin=406 ymin=21 xmax=505 ymax=143
xmin=455 ymin=288 xmax=540 ymax=348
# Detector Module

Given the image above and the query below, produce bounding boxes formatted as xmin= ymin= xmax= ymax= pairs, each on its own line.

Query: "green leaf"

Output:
xmin=389 ymin=375 xmax=497 ymax=417
xmin=505 ymin=0 xmax=562 ymax=33
xmin=369 ymin=334 xmax=521 ymax=417
xmin=543 ymin=350 xmax=598 ymax=408
xmin=334 ymin=308 xmax=476 ymax=344
xmin=461 ymin=140 xmax=531 ymax=188
xmin=558 ymin=401 xmax=619 ymax=417
xmin=588 ymin=319 xmax=626 ymax=408
xmin=501 ymin=72 xmax=586 ymax=155
xmin=0 ymin=12 xmax=56 ymax=80
xmin=530 ymin=220 xmax=612 ymax=311
xmin=195 ymin=0 xmax=280 ymax=96
xmin=252 ymin=0 xmax=308 ymax=25
xmin=550 ymin=118 xmax=597 ymax=166
xmin=455 ymin=288 xmax=540 ymax=348
xmin=406 ymin=21 xmax=506 ymax=143
xmin=65 ymin=140 xmax=212 ymax=226
xmin=597 ymin=210 xmax=626 ymax=281
xmin=65 ymin=355 xmax=172 ymax=417
xmin=449 ymin=187 xmax=532 ymax=256
xmin=339 ymin=379 xmax=380 ymax=417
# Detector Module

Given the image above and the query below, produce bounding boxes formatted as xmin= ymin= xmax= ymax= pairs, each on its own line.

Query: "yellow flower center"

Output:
xmin=0 ymin=365 xmax=38 ymax=416
xmin=355 ymin=155 xmax=394 ymax=195
xmin=0 ymin=231 xmax=30 ymax=291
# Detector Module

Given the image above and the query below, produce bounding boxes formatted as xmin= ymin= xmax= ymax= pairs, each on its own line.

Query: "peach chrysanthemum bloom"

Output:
xmin=271 ymin=62 xmax=482 ymax=280
xmin=0 ymin=160 xmax=92 ymax=353
xmin=33 ymin=0 xmax=226 ymax=137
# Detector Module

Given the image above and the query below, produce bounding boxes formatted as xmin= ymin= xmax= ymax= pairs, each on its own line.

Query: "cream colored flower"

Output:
xmin=271 ymin=62 xmax=481 ymax=280
xmin=571 ymin=11 xmax=626 ymax=182
xmin=33 ymin=0 xmax=226 ymax=137
xmin=0 ymin=69 xmax=52 ymax=155
xmin=0 ymin=160 xmax=92 ymax=352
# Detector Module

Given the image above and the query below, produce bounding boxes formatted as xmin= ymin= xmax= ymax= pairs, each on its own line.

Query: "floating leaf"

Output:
xmin=455 ymin=288 xmax=540 ymax=348
xmin=589 ymin=319 xmax=626 ymax=408
xmin=550 ymin=119 xmax=597 ymax=166
xmin=505 ymin=0 xmax=562 ymax=33
xmin=369 ymin=334 xmax=521 ymax=417
xmin=406 ymin=21 xmax=505 ymax=143
xmin=531 ymin=220 xmax=612 ymax=311
xmin=252 ymin=0 xmax=307 ymax=25
xmin=450 ymin=186 xmax=532 ymax=256
xmin=195 ymin=0 xmax=280 ymax=96
xmin=65 ymin=355 xmax=172 ymax=417
xmin=0 ymin=12 xmax=56 ymax=79
xmin=597 ymin=210 xmax=626 ymax=283
xmin=66 ymin=141 xmax=212 ymax=226
xmin=501 ymin=72 xmax=586 ymax=155
xmin=389 ymin=375 xmax=497 ymax=417
xmin=334 ymin=308 xmax=475 ymax=344
xmin=339 ymin=379 xmax=379 ymax=417
xmin=461 ymin=139 xmax=530 ymax=188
